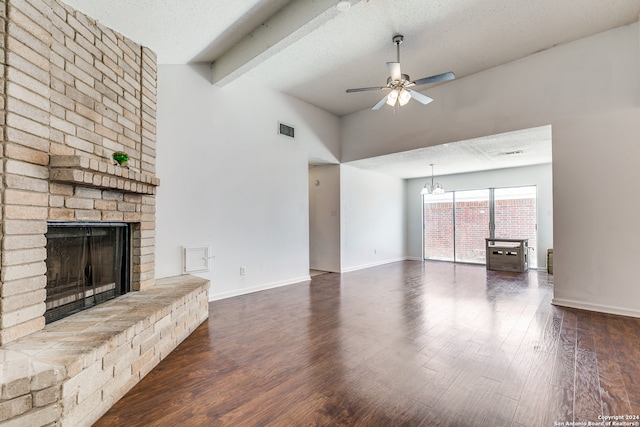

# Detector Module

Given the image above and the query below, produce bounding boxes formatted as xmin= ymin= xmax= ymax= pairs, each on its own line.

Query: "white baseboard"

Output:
xmin=341 ymin=257 xmax=407 ymax=273
xmin=209 ymin=275 xmax=311 ymax=301
xmin=552 ymin=298 xmax=640 ymax=318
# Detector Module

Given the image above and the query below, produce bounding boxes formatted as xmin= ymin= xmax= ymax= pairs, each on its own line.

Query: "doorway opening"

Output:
xmin=423 ymin=185 xmax=537 ymax=268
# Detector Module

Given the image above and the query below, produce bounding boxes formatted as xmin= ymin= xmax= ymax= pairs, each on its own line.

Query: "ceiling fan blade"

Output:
xmin=411 ymin=71 xmax=456 ymax=86
xmin=346 ymin=86 xmax=387 ymax=93
xmin=372 ymin=95 xmax=389 ymax=110
xmin=387 ymin=62 xmax=402 ymax=81
xmin=408 ymin=89 xmax=433 ymax=105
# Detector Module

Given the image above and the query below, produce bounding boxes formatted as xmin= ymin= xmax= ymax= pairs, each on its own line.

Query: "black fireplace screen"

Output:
xmin=45 ymin=222 xmax=131 ymax=323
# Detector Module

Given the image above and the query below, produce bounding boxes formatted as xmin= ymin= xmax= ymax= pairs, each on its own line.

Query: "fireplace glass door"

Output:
xmin=45 ymin=222 xmax=130 ymax=323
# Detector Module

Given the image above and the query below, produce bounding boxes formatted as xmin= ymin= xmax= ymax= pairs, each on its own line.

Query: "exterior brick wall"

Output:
xmin=424 ymin=197 xmax=537 ymax=264
xmin=423 ymin=201 xmax=454 ymax=260
xmin=1 ymin=0 xmax=157 ymax=344
xmin=453 ymin=200 xmax=490 ymax=263
xmin=495 ymin=198 xmax=537 ymax=251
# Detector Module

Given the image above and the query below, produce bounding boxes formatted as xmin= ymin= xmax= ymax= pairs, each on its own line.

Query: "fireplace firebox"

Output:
xmin=45 ymin=222 xmax=131 ymax=323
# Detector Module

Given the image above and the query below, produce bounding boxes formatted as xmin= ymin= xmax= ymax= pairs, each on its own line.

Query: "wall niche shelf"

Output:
xmin=49 ymin=155 xmax=160 ymax=195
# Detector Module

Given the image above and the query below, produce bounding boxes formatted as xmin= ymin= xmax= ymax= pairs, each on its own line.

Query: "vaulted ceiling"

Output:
xmin=60 ymin=0 xmax=639 ymax=175
xmin=60 ymin=0 xmax=640 ymax=117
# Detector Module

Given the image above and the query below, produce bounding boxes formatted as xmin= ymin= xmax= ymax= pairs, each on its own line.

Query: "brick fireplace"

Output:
xmin=0 ymin=0 xmax=158 ymax=345
xmin=0 ymin=1 xmax=210 ymax=425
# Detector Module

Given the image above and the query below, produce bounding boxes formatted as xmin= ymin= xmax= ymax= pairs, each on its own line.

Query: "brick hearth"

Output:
xmin=0 ymin=276 xmax=209 ymax=426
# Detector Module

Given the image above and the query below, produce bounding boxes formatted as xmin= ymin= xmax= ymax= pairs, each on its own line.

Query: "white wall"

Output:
xmin=406 ymin=164 xmax=553 ymax=268
xmin=340 ymin=165 xmax=406 ymax=272
xmin=155 ymin=65 xmax=340 ymax=300
xmin=341 ymin=23 xmax=639 ymax=162
xmin=156 ymin=23 xmax=640 ymax=315
xmin=308 ymin=165 xmax=341 ymax=272
xmin=342 ymin=23 xmax=640 ymax=317
xmin=552 ymin=110 xmax=640 ymax=316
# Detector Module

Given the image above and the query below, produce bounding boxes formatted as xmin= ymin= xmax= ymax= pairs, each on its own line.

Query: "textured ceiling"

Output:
xmin=58 ymin=1 xmax=291 ymax=64
xmin=58 ymin=0 xmax=636 ymax=176
xmin=345 ymin=125 xmax=552 ymax=179
xmin=60 ymin=0 xmax=640 ymax=116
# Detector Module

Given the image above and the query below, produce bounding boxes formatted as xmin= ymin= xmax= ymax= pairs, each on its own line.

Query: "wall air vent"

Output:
xmin=278 ymin=122 xmax=295 ymax=138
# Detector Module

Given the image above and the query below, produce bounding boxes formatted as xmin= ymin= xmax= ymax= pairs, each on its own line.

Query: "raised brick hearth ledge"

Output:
xmin=0 ymin=275 xmax=209 ymax=427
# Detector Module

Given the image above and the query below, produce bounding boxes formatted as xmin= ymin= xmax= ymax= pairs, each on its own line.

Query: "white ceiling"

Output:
xmin=59 ymin=0 xmax=637 ymax=176
xmin=60 ymin=0 xmax=640 ymax=116
xmin=345 ymin=125 xmax=552 ymax=179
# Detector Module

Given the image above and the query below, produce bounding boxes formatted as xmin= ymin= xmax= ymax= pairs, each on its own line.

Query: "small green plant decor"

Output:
xmin=112 ymin=151 xmax=129 ymax=166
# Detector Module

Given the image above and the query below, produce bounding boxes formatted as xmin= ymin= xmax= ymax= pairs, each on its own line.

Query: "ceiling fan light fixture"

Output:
xmin=398 ymin=89 xmax=411 ymax=106
xmin=345 ymin=35 xmax=456 ymax=111
xmin=386 ymin=89 xmax=399 ymax=106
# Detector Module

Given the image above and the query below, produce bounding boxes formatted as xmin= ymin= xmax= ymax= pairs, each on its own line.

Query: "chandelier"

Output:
xmin=421 ymin=164 xmax=445 ymax=195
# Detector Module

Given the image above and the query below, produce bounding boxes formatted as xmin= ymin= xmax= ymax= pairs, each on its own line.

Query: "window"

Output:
xmin=423 ymin=192 xmax=454 ymax=261
xmin=454 ymin=189 xmax=490 ymax=263
xmin=494 ymin=186 xmax=537 ymax=268
xmin=424 ymin=186 xmax=537 ymax=267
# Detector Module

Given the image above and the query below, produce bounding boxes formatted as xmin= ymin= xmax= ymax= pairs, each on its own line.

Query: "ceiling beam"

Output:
xmin=212 ymin=0 xmax=362 ymax=87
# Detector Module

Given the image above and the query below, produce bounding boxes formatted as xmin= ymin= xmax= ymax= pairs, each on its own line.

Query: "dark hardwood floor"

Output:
xmin=94 ymin=261 xmax=640 ymax=426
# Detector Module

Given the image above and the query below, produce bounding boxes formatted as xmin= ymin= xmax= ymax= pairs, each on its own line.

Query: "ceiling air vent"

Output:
xmin=278 ymin=122 xmax=295 ymax=139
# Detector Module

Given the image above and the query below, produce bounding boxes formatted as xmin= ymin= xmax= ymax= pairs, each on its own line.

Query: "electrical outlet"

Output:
xmin=240 ymin=266 xmax=246 ymax=276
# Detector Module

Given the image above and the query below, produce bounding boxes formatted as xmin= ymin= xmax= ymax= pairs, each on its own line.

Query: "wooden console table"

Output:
xmin=486 ymin=238 xmax=528 ymax=272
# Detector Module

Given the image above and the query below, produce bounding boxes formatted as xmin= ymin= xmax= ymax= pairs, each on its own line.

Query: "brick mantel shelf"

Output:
xmin=49 ymin=155 xmax=160 ymax=195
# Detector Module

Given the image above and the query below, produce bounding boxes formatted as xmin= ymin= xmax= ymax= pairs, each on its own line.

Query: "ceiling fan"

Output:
xmin=346 ymin=35 xmax=455 ymax=110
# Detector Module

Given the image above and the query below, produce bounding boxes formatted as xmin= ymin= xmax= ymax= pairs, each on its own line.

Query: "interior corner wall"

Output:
xmin=551 ymin=110 xmax=640 ymax=316
xmin=406 ymin=164 xmax=553 ymax=268
xmin=155 ymin=64 xmax=340 ymax=300
xmin=309 ymin=165 xmax=341 ymax=272
xmin=340 ymin=164 xmax=406 ymax=272
xmin=341 ymin=23 xmax=640 ymax=317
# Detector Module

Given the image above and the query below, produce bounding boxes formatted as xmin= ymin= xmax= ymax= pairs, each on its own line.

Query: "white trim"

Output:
xmin=552 ymin=298 xmax=640 ymax=319
xmin=340 ymin=257 xmax=407 ymax=273
xmin=209 ymin=275 xmax=311 ymax=301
